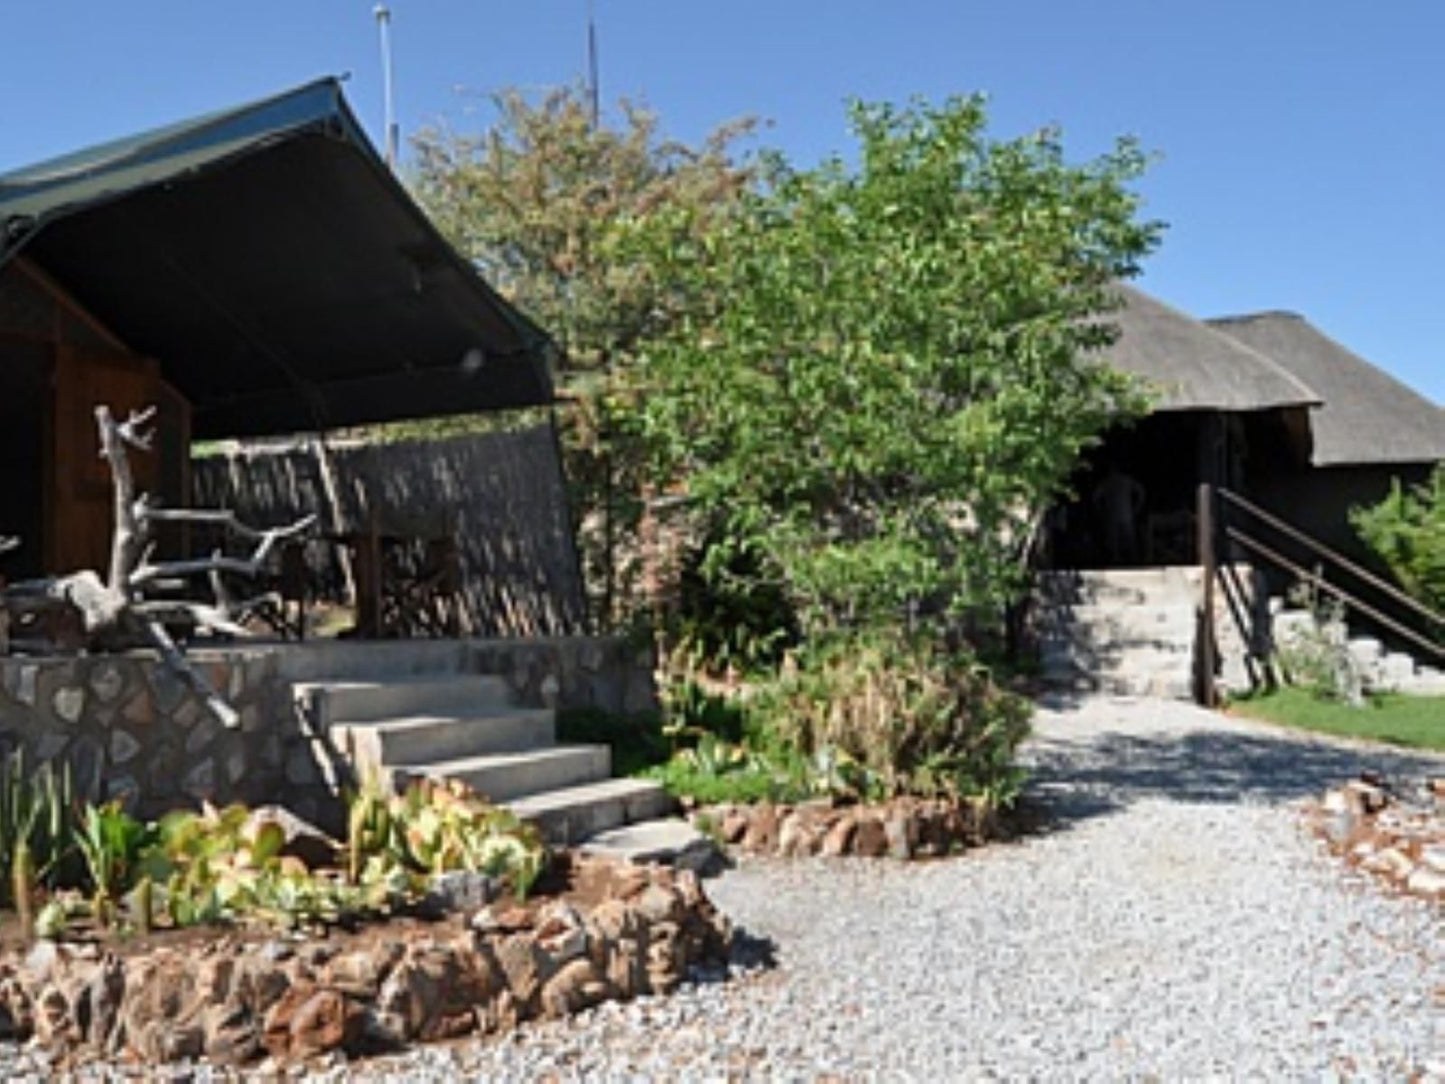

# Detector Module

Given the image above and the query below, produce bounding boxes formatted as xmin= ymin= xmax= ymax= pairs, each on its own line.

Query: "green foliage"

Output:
xmin=556 ymin=706 xmax=671 ymax=778
xmin=11 ymin=780 xmax=547 ymax=937
xmin=644 ymin=736 xmax=799 ymax=805
xmin=671 ymin=535 xmax=799 ymax=674
xmin=0 ymin=752 xmax=77 ymax=908
xmin=1352 ymin=464 xmax=1445 ymax=630
xmin=1273 ymin=581 xmax=1366 ymax=705
xmin=660 ymin=676 xmax=748 ymax=747
xmin=633 ymin=95 xmax=1158 ymax=638
xmin=346 ymin=776 xmax=548 ymax=902
xmin=410 ymin=85 xmax=757 ymax=630
xmin=137 ymin=802 xmax=322 ymax=930
xmin=749 ymin=631 xmax=1032 ymax=805
xmin=76 ymin=801 xmax=149 ymax=927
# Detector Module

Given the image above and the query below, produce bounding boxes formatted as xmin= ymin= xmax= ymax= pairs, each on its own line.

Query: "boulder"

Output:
xmin=853 ymin=815 xmax=888 ymax=857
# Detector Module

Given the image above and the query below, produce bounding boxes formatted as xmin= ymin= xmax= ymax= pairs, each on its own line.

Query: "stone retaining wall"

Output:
xmin=0 ymin=636 xmax=655 ymax=824
xmin=694 ymin=796 xmax=1004 ymax=860
xmin=0 ymin=859 xmax=728 ymax=1066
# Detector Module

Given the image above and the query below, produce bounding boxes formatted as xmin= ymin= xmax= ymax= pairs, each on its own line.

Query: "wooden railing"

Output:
xmin=1196 ymin=483 xmax=1445 ymax=706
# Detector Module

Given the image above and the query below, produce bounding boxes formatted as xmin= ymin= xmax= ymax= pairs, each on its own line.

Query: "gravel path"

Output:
xmin=15 ymin=696 xmax=1443 ymax=1080
xmin=343 ymin=695 xmax=1444 ymax=1082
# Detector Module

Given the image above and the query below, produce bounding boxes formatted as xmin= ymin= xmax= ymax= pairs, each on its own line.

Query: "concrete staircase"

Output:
xmin=1270 ymin=604 xmax=1445 ymax=696
xmin=294 ymin=672 xmax=672 ymax=844
xmin=1035 ymin=568 xmax=1203 ymax=700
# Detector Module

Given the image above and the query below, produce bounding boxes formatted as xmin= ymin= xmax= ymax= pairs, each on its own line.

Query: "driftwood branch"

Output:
xmin=129 ymin=513 xmax=315 ymax=589
xmin=1 ymin=404 xmax=315 ymax=726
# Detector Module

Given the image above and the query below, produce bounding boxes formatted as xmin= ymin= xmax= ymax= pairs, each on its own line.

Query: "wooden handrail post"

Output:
xmin=1197 ymin=482 xmax=1218 ymax=708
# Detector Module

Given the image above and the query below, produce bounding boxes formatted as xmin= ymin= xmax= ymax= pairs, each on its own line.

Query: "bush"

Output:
xmin=1352 ymin=465 xmax=1445 ymax=628
xmin=556 ymin=706 xmax=671 ymax=778
xmin=748 ymin=630 xmax=1032 ymax=806
xmin=645 ymin=736 xmax=800 ymax=805
xmin=1273 ymin=581 xmax=1366 ymax=705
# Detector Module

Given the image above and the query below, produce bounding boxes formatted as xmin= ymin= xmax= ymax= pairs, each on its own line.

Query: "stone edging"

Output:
xmin=1310 ymin=773 xmax=1445 ymax=903
xmin=0 ymin=858 xmax=729 ymax=1067
xmin=691 ymin=796 xmax=1002 ymax=859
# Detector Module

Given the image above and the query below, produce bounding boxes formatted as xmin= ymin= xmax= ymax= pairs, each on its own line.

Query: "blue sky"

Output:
xmin=2 ymin=1 xmax=1441 ymax=403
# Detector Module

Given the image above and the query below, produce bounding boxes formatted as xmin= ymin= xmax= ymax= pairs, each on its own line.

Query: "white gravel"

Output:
xmin=13 ymin=695 xmax=1445 ymax=1080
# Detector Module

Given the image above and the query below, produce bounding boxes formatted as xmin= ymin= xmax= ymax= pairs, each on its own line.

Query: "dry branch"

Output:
xmin=0 ymin=404 xmax=315 ymax=726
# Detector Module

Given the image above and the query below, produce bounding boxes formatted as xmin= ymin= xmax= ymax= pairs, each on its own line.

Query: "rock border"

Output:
xmin=692 ymin=795 xmax=1004 ymax=859
xmin=0 ymin=857 xmax=730 ymax=1067
xmin=1310 ymin=773 xmax=1445 ymax=903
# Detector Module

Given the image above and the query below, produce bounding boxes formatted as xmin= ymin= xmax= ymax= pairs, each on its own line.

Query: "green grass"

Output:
xmin=1227 ymin=686 xmax=1445 ymax=752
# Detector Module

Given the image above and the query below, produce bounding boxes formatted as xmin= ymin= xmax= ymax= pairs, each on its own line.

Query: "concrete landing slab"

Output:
xmin=579 ymin=817 xmax=722 ymax=873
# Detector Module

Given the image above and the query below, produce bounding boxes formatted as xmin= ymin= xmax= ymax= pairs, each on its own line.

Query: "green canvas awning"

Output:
xmin=0 ymin=78 xmax=553 ymax=438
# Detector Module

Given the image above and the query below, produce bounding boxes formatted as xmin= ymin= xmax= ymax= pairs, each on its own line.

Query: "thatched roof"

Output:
xmin=1208 ymin=312 xmax=1445 ymax=467
xmin=1099 ymin=285 xmax=1319 ymax=413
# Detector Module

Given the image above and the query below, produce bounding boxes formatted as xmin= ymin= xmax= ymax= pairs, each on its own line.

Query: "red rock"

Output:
xmin=539 ymin=957 xmax=611 ymax=1018
xmin=288 ymin=988 xmax=362 ymax=1059
xmin=853 ymin=816 xmax=888 ymax=857
xmin=742 ymin=805 xmax=780 ymax=852
xmin=821 ymin=814 xmax=857 ymax=856
xmin=261 ymin=983 xmax=315 ymax=1058
xmin=718 ymin=809 xmax=750 ymax=844
xmin=203 ymin=1001 xmax=262 ymax=1065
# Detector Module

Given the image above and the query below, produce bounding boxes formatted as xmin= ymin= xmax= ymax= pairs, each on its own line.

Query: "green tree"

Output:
xmin=410 ymin=88 xmax=756 ymax=629
xmin=1352 ymin=464 xmax=1445 ymax=630
xmin=633 ymin=96 xmax=1160 ymax=639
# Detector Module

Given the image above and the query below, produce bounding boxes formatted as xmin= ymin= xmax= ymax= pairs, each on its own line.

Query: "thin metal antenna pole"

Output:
xmin=374 ymin=3 xmax=399 ymax=168
xmin=587 ymin=0 xmax=600 ymax=128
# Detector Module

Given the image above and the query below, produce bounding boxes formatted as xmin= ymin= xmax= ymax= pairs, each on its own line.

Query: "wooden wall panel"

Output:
xmin=47 ymin=346 xmax=160 ymax=574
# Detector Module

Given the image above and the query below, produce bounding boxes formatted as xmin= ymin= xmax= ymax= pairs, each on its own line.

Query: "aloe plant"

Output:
xmin=0 ymin=751 xmax=79 ymax=939
xmin=75 ymin=801 xmax=149 ymax=927
xmin=345 ymin=776 xmax=547 ymax=901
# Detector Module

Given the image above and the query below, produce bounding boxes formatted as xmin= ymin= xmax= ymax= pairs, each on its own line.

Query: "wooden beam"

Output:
xmin=12 ymin=256 xmax=129 ymax=352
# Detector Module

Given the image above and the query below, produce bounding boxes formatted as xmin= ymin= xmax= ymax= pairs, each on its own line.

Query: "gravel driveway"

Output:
xmin=334 ymin=695 xmax=1443 ymax=1082
xmin=17 ymin=696 xmax=1441 ymax=1081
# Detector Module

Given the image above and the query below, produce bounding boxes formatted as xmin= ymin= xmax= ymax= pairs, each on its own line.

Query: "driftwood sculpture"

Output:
xmin=1 ymin=405 xmax=314 ymax=726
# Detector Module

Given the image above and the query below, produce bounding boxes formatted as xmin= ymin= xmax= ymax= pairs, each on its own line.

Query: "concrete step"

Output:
xmin=1037 ymin=601 xmax=1196 ymax=629
xmin=1036 ymin=566 xmax=1230 ymax=607
xmin=395 ymin=744 xmax=611 ymax=804
xmin=1377 ymin=651 xmax=1418 ymax=687
xmin=578 ymin=818 xmax=721 ymax=872
xmin=1041 ymin=643 xmax=1194 ymax=677
xmin=1042 ymin=666 xmax=1193 ymax=700
xmin=299 ymin=675 xmax=512 ymax=729
xmin=335 ymin=708 xmax=556 ymax=772
xmin=1347 ymin=637 xmax=1384 ymax=665
xmin=508 ymin=778 xmax=676 ymax=846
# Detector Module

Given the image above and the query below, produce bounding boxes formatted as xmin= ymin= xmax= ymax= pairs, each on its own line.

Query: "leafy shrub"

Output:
xmin=557 ymin=706 xmax=671 ymax=778
xmin=645 ymin=735 xmax=797 ymax=805
xmin=76 ymin=801 xmax=149 ymax=927
xmin=672 ymin=534 xmax=800 ymax=675
xmin=748 ymin=631 xmax=1032 ymax=806
xmin=347 ymin=776 xmax=547 ymax=901
xmin=0 ymin=752 xmax=78 ymax=906
xmin=1273 ymin=581 xmax=1366 ymax=705
xmin=1352 ymin=465 xmax=1445 ymax=633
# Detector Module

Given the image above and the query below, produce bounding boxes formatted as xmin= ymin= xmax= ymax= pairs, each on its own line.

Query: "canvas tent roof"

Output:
xmin=1208 ymin=311 xmax=1445 ymax=467
xmin=0 ymin=78 xmax=552 ymax=439
xmin=1099 ymin=285 xmax=1319 ymax=414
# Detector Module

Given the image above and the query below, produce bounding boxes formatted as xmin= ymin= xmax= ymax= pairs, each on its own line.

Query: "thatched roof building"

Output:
xmin=1054 ymin=283 xmax=1443 ymax=569
xmin=1207 ymin=311 xmax=1445 ymax=467
xmin=1100 ymin=286 xmax=1318 ymax=414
